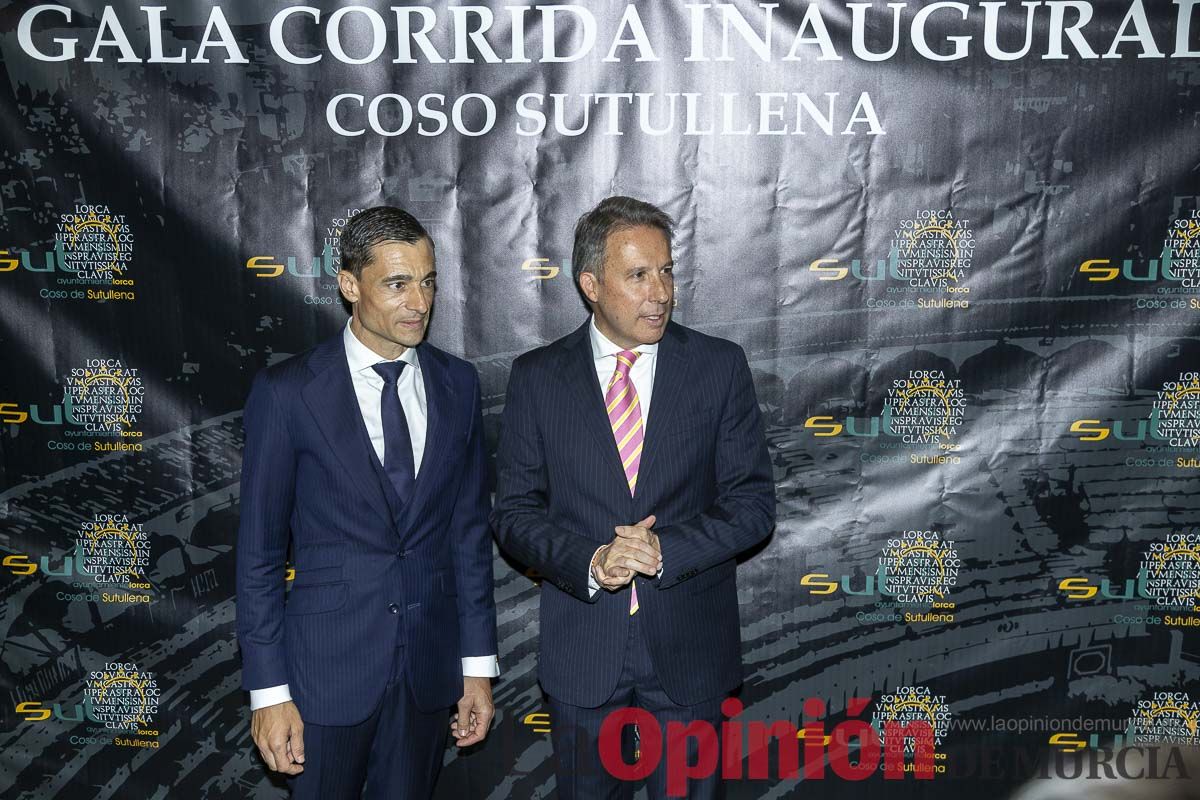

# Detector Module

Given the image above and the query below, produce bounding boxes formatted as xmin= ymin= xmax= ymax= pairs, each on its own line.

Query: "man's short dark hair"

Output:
xmin=571 ymin=196 xmax=673 ymax=284
xmin=340 ymin=206 xmax=432 ymax=278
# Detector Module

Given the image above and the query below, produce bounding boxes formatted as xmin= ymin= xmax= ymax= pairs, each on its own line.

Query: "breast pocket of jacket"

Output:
xmin=437 ymin=569 xmax=458 ymax=597
xmin=420 ymin=424 xmax=468 ymax=489
xmin=662 ymin=409 xmax=714 ymax=439
xmin=285 ymin=582 xmax=349 ymax=616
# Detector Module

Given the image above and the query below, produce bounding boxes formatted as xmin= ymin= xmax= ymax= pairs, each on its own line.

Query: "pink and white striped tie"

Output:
xmin=605 ymin=349 xmax=643 ymax=614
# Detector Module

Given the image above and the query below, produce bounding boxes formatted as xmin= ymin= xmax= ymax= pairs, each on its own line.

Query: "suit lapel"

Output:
xmin=402 ymin=343 xmax=451 ymax=521
xmin=301 ymin=335 xmax=393 ymax=527
xmin=561 ymin=323 xmax=631 ymax=491
xmin=637 ymin=323 xmax=691 ymax=493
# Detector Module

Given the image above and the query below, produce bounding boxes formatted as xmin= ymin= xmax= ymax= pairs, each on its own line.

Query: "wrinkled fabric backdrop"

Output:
xmin=2 ymin=1 xmax=1199 ymax=798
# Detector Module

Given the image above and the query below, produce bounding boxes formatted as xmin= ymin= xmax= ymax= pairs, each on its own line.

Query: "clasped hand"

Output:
xmin=593 ymin=514 xmax=661 ymax=591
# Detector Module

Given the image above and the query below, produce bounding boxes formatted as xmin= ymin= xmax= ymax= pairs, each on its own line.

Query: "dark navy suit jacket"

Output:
xmin=236 ymin=332 xmax=497 ymax=726
xmin=493 ymin=321 xmax=775 ymax=708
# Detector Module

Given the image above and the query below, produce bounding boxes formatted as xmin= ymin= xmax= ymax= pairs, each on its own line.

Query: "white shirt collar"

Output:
xmin=343 ymin=319 xmax=420 ymax=375
xmin=588 ymin=316 xmax=660 ymax=361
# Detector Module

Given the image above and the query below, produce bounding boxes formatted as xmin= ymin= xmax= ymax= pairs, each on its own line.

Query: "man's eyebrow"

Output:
xmin=382 ymin=270 xmax=437 ymax=282
xmin=624 ymin=261 xmax=674 ymax=272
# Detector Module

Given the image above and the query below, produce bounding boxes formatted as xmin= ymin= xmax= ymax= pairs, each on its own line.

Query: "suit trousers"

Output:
xmin=548 ymin=612 xmax=725 ymax=800
xmin=289 ymin=639 xmax=448 ymax=800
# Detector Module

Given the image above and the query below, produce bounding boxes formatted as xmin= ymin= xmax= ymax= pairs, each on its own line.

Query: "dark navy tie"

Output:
xmin=371 ymin=361 xmax=416 ymax=506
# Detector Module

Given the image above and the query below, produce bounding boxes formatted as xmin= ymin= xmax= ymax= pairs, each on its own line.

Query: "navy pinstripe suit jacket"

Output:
xmin=236 ymin=333 xmax=497 ymax=726
xmin=493 ymin=321 xmax=775 ymax=708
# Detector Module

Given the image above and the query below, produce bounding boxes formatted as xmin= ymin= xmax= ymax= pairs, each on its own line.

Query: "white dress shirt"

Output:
xmin=586 ymin=317 xmax=661 ymax=595
xmin=344 ymin=318 xmax=426 ymax=473
xmin=590 ymin=317 xmax=658 ymax=422
xmin=250 ymin=321 xmax=498 ymax=712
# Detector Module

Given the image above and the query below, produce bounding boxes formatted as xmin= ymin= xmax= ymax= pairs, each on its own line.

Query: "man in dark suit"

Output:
xmin=493 ymin=196 xmax=776 ymax=798
xmin=236 ymin=206 xmax=498 ymax=799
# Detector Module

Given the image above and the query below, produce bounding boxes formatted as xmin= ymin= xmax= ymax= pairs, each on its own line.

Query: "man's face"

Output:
xmin=337 ymin=238 xmax=435 ymax=358
xmin=579 ymin=225 xmax=673 ymax=350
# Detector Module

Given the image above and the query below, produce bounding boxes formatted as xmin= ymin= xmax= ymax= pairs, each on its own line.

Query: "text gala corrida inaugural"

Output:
xmin=16 ymin=2 xmax=1200 ymax=137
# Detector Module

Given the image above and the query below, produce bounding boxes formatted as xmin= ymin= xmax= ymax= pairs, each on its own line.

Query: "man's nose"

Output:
xmin=650 ymin=274 xmax=671 ymax=305
xmin=406 ymin=286 xmax=430 ymax=314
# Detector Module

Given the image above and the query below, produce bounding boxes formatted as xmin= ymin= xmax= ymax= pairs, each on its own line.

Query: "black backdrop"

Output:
xmin=2 ymin=2 xmax=1199 ymax=797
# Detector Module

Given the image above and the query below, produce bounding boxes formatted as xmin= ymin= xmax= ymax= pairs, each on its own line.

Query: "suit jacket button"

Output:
xmin=388 ymin=603 xmax=400 ymax=614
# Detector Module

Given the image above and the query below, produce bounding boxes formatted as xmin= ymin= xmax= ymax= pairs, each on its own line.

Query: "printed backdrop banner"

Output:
xmin=2 ymin=1 xmax=1200 ymax=798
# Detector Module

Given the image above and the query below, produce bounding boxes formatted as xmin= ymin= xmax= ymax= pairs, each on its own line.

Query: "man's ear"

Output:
xmin=337 ymin=270 xmax=359 ymax=304
xmin=578 ymin=271 xmax=600 ymax=304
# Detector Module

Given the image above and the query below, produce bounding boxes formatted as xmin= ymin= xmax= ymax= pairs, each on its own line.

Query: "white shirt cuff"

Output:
xmin=588 ymin=546 xmax=604 ymax=597
xmin=249 ymin=684 xmax=292 ymax=711
xmin=462 ymin=655 xmax=499 ymax=678
xmin=251 ymin=657 xmax=498 ymax=709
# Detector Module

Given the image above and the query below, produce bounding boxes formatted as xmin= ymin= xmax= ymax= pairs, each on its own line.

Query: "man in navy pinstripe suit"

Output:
xmin=493 ymin=196 xmax=776 ymax=798
xmin=236 ymin=207 xmax=498 ymax=799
